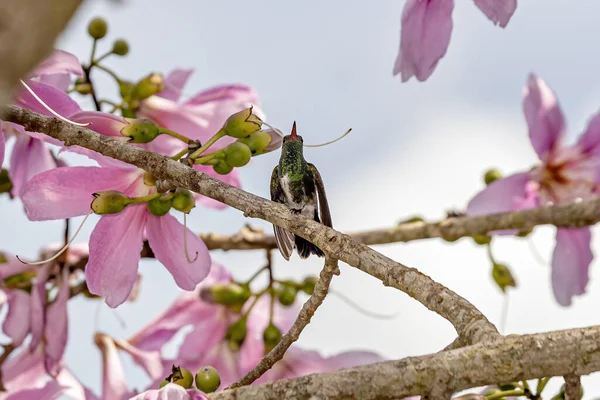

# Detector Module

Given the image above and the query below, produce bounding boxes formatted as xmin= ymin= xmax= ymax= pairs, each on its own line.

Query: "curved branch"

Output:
xmin=4 ymin=105 xmax=498 ymax=346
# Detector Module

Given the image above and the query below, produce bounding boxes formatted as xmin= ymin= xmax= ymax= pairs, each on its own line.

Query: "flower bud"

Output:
xmin=120 ymin=119 xmax=162 ymax=143
xmin=0 ymin=169 xmax=12 ymax=194
xmin=300 ymin=276 xmax=318 ymax=295
xmin=263 ymin=129 xmax=283 ymax=152
xmin=132 ymin=73 xmax=165 ymax=100
xmin=119 ymin=81 xmax=134 ymax=100
xmin=88 ymin=17 xmax=108 ymax=39
xmin=112 ymin=39 xmax=129 ymax=56
xmin=201 ymin=283 xmax=251 ymax=306
xmin=484 ymin=168 xmax=502 ymax=185
xmin=213 ymin=160 xmax=233 ymax=175
xmin=159 ymin=379 xmax=169 ymax=388
xmin=226 ymin=317 xmax=247 ymax=350
xmin=277 ymin=284 xmax=298 ymax=307
xmin=195 ymin=366 xmax=221 ymax=393
xmin=222 ymin=107 xmax=263 ymax=138
xmin=224 ymin=142 xmax=252 ymax=168
xmin=74 ymin=79 xmax=93 ymax=95
xmin=472 ymin=235 xmax=491 ymax=245
xmin=170 ymin=365 xmax=193 ymax=389
xmin=91 ymin=190 xmax=130 ymax=214
xmin=263 ymin=323 xmax=282 ymax=353
xmin=238 ymin=131 xmax=273 ymax=155
xmin=147 ymin=195 xmax=173 ymax=217
xmin=492 ymin=263 xmax=516 ymax=292
xmin=172 ymin=188 xmax=195 ymax=214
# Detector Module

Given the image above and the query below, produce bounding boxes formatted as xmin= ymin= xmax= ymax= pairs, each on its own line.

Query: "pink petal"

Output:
xmin=114 ymin=339 xmax=164 ymax=380
xmin=2 ymin=347 xmax=47 ymax=391
xmin=30 ymin=263 xmax=51 ymax=351
xmin=393 ymin=0 xmax=454 ymax=82
xmin=87 ymin=205 xmax=147 ymax=308
xmin=177 ymin=308 xmax=228 ymax=360
xmin=70 ymin=111 xmax=127 ymax=138
xmin=57 ymin=367 xmax=101 ymax=400
xmin=128 ymin=383 xmax=197 ymax=400
xmin=159 ymin=69 xmax=194 ymax=101
xmin=21 ymin=166 xmax=140 ymax=221
xmin=523 ymin=74 xmax=566 ymax=160
xmin=96 ymin=334 xmax=134 ymax=400
xmin=31 ymin=50 xmax=83 ymax=80
xmin=146 ymin=213 xmax=211 ymax=291
xmin=467 ymin=172 xmax=537 ymax=216
xmin=185 ymin=84 xmax=259 ymax=107
xmin=9 ymin=135 xmax=57 ymax=197
xmin=15 ymin=80 xmax=80 ymax=118
xmin=193 ymin=164 xmax=240 ymax=209
xmin=321 ymin=350 xmax=384 ymax=371
xmin=3 ymin=290 xmax=31 ymax=346
xmin=246 ymin=295 xmax=300 ymax=336
xmin=473 ymin=0 xmax=517 ymax=28
xmin=5 ymin=380 xmax=66 ymax=400
xmin=44 ymin=268 xmax=70 ymax=377
xmin=577 ymin=113 xmax=600 ymax=156
xmin=552 ymin=228 xmax=593 ymax=306
xmin=0 ymin=253 xmax=35 ymax=280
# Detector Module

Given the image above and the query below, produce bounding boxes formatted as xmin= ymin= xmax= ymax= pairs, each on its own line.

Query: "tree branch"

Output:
xmin=230 ymin=257 xmax=340 ymax=388
xmin=4 ymin=105 xmax=498 ymax=346
xmin=210 ymin=325 xmax=600 ymax=400
xmin=564 ymin=374 xmax=581 ymax=400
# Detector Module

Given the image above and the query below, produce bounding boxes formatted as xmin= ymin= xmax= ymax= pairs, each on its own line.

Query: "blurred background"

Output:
xmin=2 ymin=0 xmax=600 ymax=397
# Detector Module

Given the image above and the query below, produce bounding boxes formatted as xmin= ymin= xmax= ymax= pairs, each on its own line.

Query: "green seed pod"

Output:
xmin=74 ymin=80 xmax=93 ymax=95
xmin=484 ymin=168 xmax=502 ymax=185
xmin=131 ymin=73 xmax=165 ymax=100
xmin=88 ymin=17 xmax=108 ymax=39
xmin=202 ymin=283 xmax=251 ymax=306
xmin=263 ymin=323 xmax=282 ymax=353
xmin=91 ymin=190 xmax=130 ymax=214
xmin=300 ymin=276 xmax=318 ymax=295
xmin=213 ymin=160 xmax=234 ymax=175
xmin=112 ymin=39 xmax=129 ymax=56
xmin=119 ymin=81 xmax=134 ymax=100
xmin=120 ymin=119 xmax=162 ymax=143
xmin=226 ymin=317 xmax=247 ymax=350
xmin=172 ymin=188 xmax=195 ymax=214
xmin=0 ymin=169 xmax=12 ymax=194
xmin=277 ymin=284 xmax=298 ymax=307
xmin=238 ymin=131 xmax=272 ymax=155
xmin=158 ymin=379 xmax=169 ymax=388
xmin=472 ymin=235 xmax=492 ymax=245
xmin=492 ymin=263 xmax=516 ymax=293
xmin=171 ymin=365 xmax=193 ymax=389
xmin=147 ymin=195 xmax=173 ymax=217
xmin=222 ymin=107 xmax=263 ymax=139
xmin=195 ymin=366 xmax=221 ymax=393
xmin=224 ymin=142 xmax=252 ymax=168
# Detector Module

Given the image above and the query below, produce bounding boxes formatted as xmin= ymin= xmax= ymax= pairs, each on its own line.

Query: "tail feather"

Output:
xmin=295 ymin=236 xmax=324 ymax=259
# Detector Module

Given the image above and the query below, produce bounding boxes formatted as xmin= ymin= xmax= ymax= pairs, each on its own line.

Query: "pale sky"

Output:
xmin=3 ymin=0 xmax=600 ymax=398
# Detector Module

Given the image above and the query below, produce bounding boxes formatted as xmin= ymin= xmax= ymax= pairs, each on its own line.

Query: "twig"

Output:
xmin=229 ymin=257 xmax=340 ymax=388
xmin=4 ymin=105 xmax=499 ymax=346
xmin=0 ymin=344 xmax=15 ymax=391
xmin=563 ymin=375 xmax=581 ymax=400
xmin=210 ymin=325 xmax=600 ymax=400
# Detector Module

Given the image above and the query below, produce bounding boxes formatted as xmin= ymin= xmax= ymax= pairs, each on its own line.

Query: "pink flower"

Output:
xmin=21 ymin=163 xmax=211 ymax=308
xmin=393 ymin=0 xmax=517 ymax=82
xmin=128 ymin=384 xmax=208 ymax=400
xmin=29 ymin=49 xmax=83 ymax=91
xmin=467 ymin=74 xmax=600 ymax=306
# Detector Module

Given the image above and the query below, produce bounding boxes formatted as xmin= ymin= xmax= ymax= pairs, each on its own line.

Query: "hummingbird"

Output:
xmin=270 ymin=122 xmax=332 ymax=260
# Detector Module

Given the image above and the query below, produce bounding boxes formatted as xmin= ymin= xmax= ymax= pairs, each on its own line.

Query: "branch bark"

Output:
xmin=210 ymin=325 xmax=600 ymax=400
xmin=4 ymin=105 xmax=499 ymax=346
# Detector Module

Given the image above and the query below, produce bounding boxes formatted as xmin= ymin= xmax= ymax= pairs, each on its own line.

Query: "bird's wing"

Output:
xmin=270 ymin=166 xmax=294 ymax=260
xmin=308 ymin=163 xmax=332 ymax=228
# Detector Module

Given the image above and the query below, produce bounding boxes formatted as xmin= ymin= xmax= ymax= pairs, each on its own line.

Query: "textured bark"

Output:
xmin=4 ymin=105 xmax=499 ymax=346
xmin=211 ymin=325 xmax=600 ymax=399
xmin=0 ymin=1 xmax=81 ymax=109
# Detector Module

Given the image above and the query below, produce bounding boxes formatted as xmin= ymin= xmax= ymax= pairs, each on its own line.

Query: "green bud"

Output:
xmin=74 ymin=79 xmax=93 ymax=95
xmin=159 ymin=379 xmax=169 ymax=388
xmin=484 ymin=168 xmax=502 ymax=185
xmin=277 ymin=284 xmax=298 ymax=307
xmin=472 ymin=235 xmax=491 ymax=245
xmin=88 ymin=17 xmax=108 ymax=39
xmin=143 ymin=172 xmax=156 ymax=186
xmin=398 ymin=215 xmax=425 ymax=225
xmin=120 ymin=119 xmax=162 ymax=143
xmin=0 ymin=252 xmax=7 ymax=263
xmin=492 ymin=263 xmax=516 ymax=292
xmin=238 ymin=131 xmax=272 ymax=155
xmin=172 ymin=188 xmax=195 ymax=214
xmin=498 ymin=383 xmax=518 ymax=391
xmin=147 ymin=195 xmax=173 ymax=217
xmin=91 ymin=190 xmax=130 ymax=214
xmin=132 ymin=73 xmax=165 ymax=100
xmin=300 ymin=276 xmax=318 ymax=295
xmin=121 ymin=107 xmax=136 ymax=118
xmin=222 ymin=107 xmax=263 ymax=138
xmin=226 ymin=317 xmax=247 ymax=350
xmin=224 ymin=142 xmax=252 ymax=168
xmin=170 ymin=365 xmax=193 ymax=389
xmin=202 ymin=283 xmax=251 ymax=306
xmin=112 ymin=39 xmax=129 ymax=56
xmin=0 ymin=169 xmax=12 ymax=194
xmin=263 ymin=323 xmax=282 ymax=353
xmin=195 ymin=366 xmax=221 ymax=393
xmin=119 ymin=81 xmax=134 ymax=100
xmin=213 ymin=160 xmax=233 ymax=175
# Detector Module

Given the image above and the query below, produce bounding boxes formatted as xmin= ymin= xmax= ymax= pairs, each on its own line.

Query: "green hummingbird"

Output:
xmin=270 ymin=122 xmax=332 ymax=260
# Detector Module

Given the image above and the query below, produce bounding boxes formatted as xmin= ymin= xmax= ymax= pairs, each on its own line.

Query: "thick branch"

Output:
xmin=564 ymin=375 xmax=581 ymax=400
xmin=4 ymin=105 xmax=497 ymax=345
xmin=210 ymin=325 xmax=600 ymax=400
xmin=230 ymin=257 xmax=340 ymax=388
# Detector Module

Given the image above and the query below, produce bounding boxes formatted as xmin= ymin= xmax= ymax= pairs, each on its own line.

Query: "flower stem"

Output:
xmin=128 ymin=193 xmax=163 ymax=204
xmin=93 ymin=51 xmax=112 ymax=65
xmin=536 ymin=377 xmax=550 ymax=394
xmin=189 ymin=129 xmax=227 ymax=159
xmin=159 ymin=128 xmax=192 ymax=144
xmin=171 ymin=148 xmax=189 ymax=161
xmin=485 ymin=389 xmax=524 ymax=400
xmin=95 ymin=64 xmax=122 ymax=85
xmin=243 ymin=266 xmax=268 ymax=285
xmin=194 ymin=152 xmax=219 ymax=165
